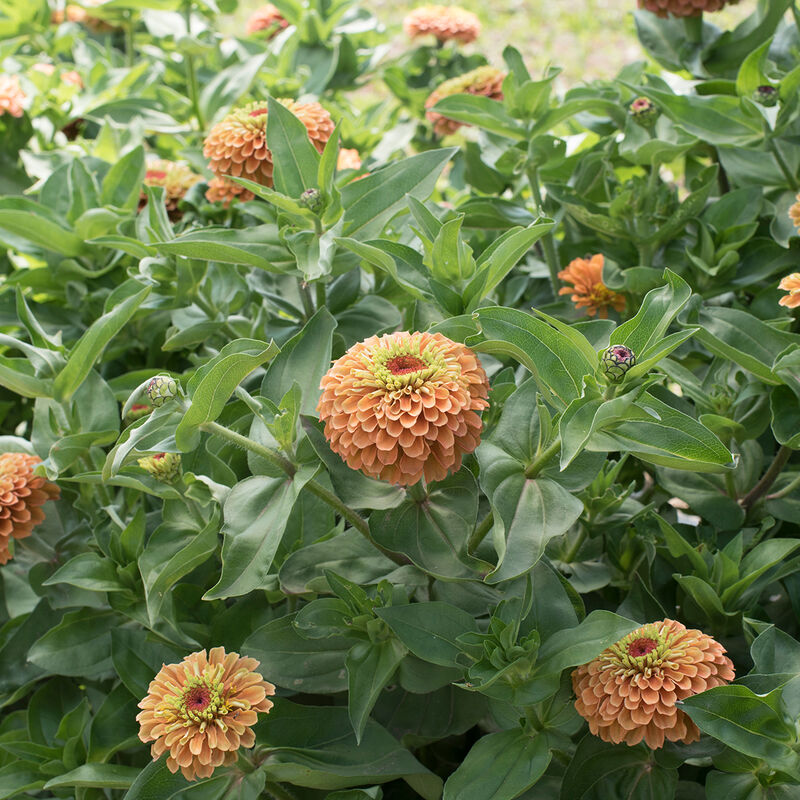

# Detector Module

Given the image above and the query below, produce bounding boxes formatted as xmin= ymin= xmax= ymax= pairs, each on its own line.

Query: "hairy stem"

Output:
xmin=768 ymin=139 xmax=799 ymax=191
xmin=740 ymin=445 xmax=793 ymax=510
xmin=767 ymin=472 xmax=800 ymax=500
xmin=467 ymin=511 xmax=494 ymax=554
xmin=524 ymin=436 xmax=561 ymax=479
xmin=526 ymin=165 xmax=560 ymax=296
xmin=202 ymin=420 xmax=296 ymax=476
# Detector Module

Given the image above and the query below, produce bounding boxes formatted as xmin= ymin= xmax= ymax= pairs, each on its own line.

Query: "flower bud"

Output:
xmin=753 ymin=85 xmax=778 ymax=107
xmin=145 ymin=375 xmax=178 ymax=407
xmin=628 ymin=97 xmax=659 ymax=128
xmin=601 ymin=345 xmax=636 ymax=382
xmin=137 ymin=452 xmax=181 ymax=483
xmin=299 ymin=188 xmax=323 ymax=214
xmin=125 ymin=404 xmax=153 ymax=425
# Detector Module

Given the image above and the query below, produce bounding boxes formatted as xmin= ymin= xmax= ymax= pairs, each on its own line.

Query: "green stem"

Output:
xmin=467 ymin=511 xmax=493 ymax=554
xmin=768 ymin=139 xmax=799 ymax=191
xmin=767 ymin=472 xmax=800 ymax=500
xmin=315 ymin=281 xmax=326 ymax=310
xmin=183 ymin=4 xmax=205 ymax=130
xmin=740 ymin=445 xmax=793 ymax=510
xmin=264 ymin=781 xmax=298 ymax=800
xmin=683 ymin=13 xmax=703 ymax=45
xmin=202 ymin=421 xmax=296 ymax=476
xmin=724 ymin=470 xmax=738 ymax=501
xmin=298 ymin=281 xmax=315 ymax=319
xmin=124 ymin=15 xmax=135 ymax=68
xmin=563 ymin=524 xmax=588 ymax=564
xmin=526 ymin=165 xmax=560 ymax=296
xmin=524 ymin=436 xmax=561 ymax=479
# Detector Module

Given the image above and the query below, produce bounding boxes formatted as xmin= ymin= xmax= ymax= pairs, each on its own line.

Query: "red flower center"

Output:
xmin=145 ymin=169 xmax=167 ymax=180
xmin=609 ymin=345 xmax=632 ymax=360
xmin=184 ymin=686 xmax=211 ymax=711
xmin=153 ymin=453 xmax=166 ymax=461
xmin=627 ymin=637 xmax=658 ymax=657
xmin=386 ymin=355 xmax=426 ymax=375
xmin=249 ymin=107 xmax=268 ymax=117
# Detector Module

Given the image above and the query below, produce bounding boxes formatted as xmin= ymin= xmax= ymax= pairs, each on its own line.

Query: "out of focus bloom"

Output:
xmin=203 ymin=100 xmax=334 ymax=188
xmin=318 ymin=331 xmax=489 ymax=485
xmin=140 ymin=160 xmax=202 ymax=218
xmin=60 ymin=70 xmax=83 ymax=87
xmin=779 ymin=273 xmax=800 ymax=309
xmin=245 ymin=4 xmax=289 ymax=36
xmin=789 ymin=197 xmax=800 ymax=232
xmin=337 ymin=147 xmax=362 ymax=171
xmin=403 ymin=5 xmax=481 ymax=43
xmin=205 ymin=176 xmax=255 ymax=206
xmin=145 ymin=374 xmax=179 ymax=407
xmin=558 ymin=254 xmax=626 ymax=318
xmin=52 ymin=4 xmax=116 ymax=32
xmin=425 ymin=66 xmax=505 ymax=136
xmin=0 ymin=75 xmax=25 ymax=118
xmin=0 ymin=453 xmax=60 ymax=565
xmin=138 ymin=452 xmax=182 ymax=484
xmin=572 ymin=619 xmax=735 ymax=749
xmin=638 ymin=0 xmax=739 ymax=17
xmin=629 ymin=97 xmax=659 ymax=127
xmin=602 ymin=345 xmax=636 ymax=382
xmin=137 ymin=647 xmax=275 ymax=781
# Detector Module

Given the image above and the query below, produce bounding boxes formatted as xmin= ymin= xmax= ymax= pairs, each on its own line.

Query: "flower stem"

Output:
xmin=124 ymin=14 xmax=135 ymax=68
xmin=264 ymin=781 xmax=297 ymax=800
xmin=183 ymin=3 xmax=205 ymax=130
xmin=298 ymin=280 xmax=315 ymax=319
xmin=767 ymin=472 xmax=800 ymax=500
xmin=683 ymin=13 xmax=703 ymax=45
xmin=563 ymin=524 xmax=587 ymax=564
xmin=740 ymin=445 xmax=793 ymax=510
xmin=467 ymin=510 xmax=494 ymax=554
xmin=202 ymin=420 xmax=296 ymax=476
xmin=526 ymin=165 xmax=560 ymax=296
xmin=524 ymin=436 xmax=561 ymax=479
xmin=768 ymin=139 xmax=799 ymax=191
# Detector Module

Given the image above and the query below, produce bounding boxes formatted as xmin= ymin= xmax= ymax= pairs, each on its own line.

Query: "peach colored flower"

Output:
xmin=140 ymin=159 xmax=202 ymax=217
xmin=204 ymin=176 xmax=255 ymax=206
xmin=0 ymin=75 xmax=25 ymax=118
xmin=137 ymin=647 xmax=275 ymax=781
xmin=558 ymin=254 xmax=626 ymax=318
xmin=0 ymin=453 xmax=59 ymax=565
xmin=203 ymin=100 xmax=334 ymax=189
xmin=52 ymin=4 xmax=115 ymax=31
xmin=425 ymin=66 xmax=505 ymax=137
xmin=60 ymin=70 xmax=83 ymax=87
xmin=573 ymin=619 xmax=734 ymax=749
xmin=337 ymin=147 xmax=362 ymax=171
xmin=318 ymin=331 xmax=489 ymax=486
xmin=403 ymin=5 xmax=481 ymax=43
xmin=638 ymin=0 xmax=739 ymax=18
xmin=245 ymin=4 xmax=289 ymax=36
xmin=779 ymin=273 xmax=800 ymax=309
xmin=788 ymin=195 xmax=800 ymax=232
xmin=32 ymin=63 xmax=57 ymax=77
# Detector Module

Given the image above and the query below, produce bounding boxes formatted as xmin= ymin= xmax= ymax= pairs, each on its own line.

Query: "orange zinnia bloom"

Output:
xmin=572 ymin=619 xmax=734 ymax=750
xmin=779 ymin=273 xmax=800 ymax=309
xmin=425 ymin=66 xmax=505 ymax=137
xmin=204 ymin=176 xmax=255 ymax=206
xmin=137 ymin=647 xmax=275 ymax=781
xmin=0 ymin=75 xmax=25 ymax=118
xmin=403 ymin=5 xmax=481 ymax=43
xmin=558 ymin=254 xmax=626 ymax=318
xmin=203 ymin=100 xmax=334 ymax=189
xmin=788 ymin=195 xmax=800 ymax=232
xmin=0 ymin=453 xmax=59 ymax=564
xmin=638 ymin=0 xmax=739 ymax=17
xmin=140 ymin=159 xmax=202 ymax=218
xmin=337 ymin=147 xmax=362 ymax=171
xmin=245 ymin=4 xmax=289 ymax=37
xmin=318 ymin=331 xmax=489 ymax=486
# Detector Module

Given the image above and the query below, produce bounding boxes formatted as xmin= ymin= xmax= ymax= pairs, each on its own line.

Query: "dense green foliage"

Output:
xmin=1 ymin=0 xmax=800 ymax=798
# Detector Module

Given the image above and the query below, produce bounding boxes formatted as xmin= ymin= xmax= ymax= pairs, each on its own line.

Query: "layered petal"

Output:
xmin=638 ymin=0 xmax=740 ymax=17
xmin=558 ymin=254 xmax=626 ymax=318
xmin=403 ymin=5 xmax=481 ymax=43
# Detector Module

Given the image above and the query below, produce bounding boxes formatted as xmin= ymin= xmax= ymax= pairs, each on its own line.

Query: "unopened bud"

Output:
xmin=629 ymin=97 xmax=659 ymax=128
xmin=753 ymin=85 xmax=778 ymax=107
xmin=299 ymin=188 xmax=323 ymax=214
xmin=145 ymin=375 xmax=178 ymax=407
xmin=126 ymin=403 xmax=153 ymax=424
xmin=602 ymin=345 xmax=636 ymax=382
xmin=137 ymin=452 xmax=181 ymax=483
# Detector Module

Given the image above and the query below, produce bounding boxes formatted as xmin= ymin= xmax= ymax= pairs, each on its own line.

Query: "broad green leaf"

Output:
xmin=267 ymin=96 xmax=322 ymax=197
xmin=44 ymin=764 xmax=141 ymax=790
xmin=652 ymin=514 xmax=710 ymax=579
xmin=42 ymin=552 xmax=125 ymax=593
xmin=123 ymin=757 xmax=227 ymax=800
xmin=100 ymin=145 xmax=146 ymax=210
xmin=0 ymin=198 xmax=86 ymax=257
xmin=198 ymin=54 xmax=267 ymax=124
xmin=0 ymin=761 xmax=44 ymax=800
xmin=430 ymin=94 xmax=526 ymax=140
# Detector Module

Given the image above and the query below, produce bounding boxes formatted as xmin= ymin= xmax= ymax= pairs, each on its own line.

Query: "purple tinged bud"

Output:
xmin=602 ymin=345 xmax=636 ymax=382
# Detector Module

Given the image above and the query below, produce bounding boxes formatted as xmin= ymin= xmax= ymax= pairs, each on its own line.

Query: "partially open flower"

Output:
xmin=245 ymin=3 xmax=289 ymax=36
xmin=558 ymin=254 xmax=626 ymax=319
xmin=137 ymin=647 xmax=275 ymax=781
xmin=318 ymin=331 xmax=489 ymax=486
xmin=125 ymin=404 xmax=153 ymax=425
xmin=337 ymin=147 xmax=362 ymax=172
xmin=203 ymin=100 xmax=334 ymax=188
xmin=403 ymin=5 xmax=481 ymax=43
xmin=0 ymin=75 xmax=25 ymax=118
xmin=602 ymin=345 xmax=636 ymax=382
xmin=572 ymin=619 xmax=734 ymax=749
xmin=629 ymin=97 xmax=659 ymax=127
xmin=145 ymin=375 xmax=179 ymax=407
xmin=299 ymin=187 xmax=323 ymax=213
xmin=425 ymin=66 xmax=505 ymax=137
xmin=205 ymin=176 xmax=255 ymax=206
xmin=140 ymin=160 xmax=202 ymax=218
xmin=0 ymin=453 xmax=60 ymax=565
xmin=138 ymin=452 xmax=182 ymax=484
xmin=779 ymin=273 xmax=800 ymax=309
xmin=637 ymin=0 xmax=739 ymax=17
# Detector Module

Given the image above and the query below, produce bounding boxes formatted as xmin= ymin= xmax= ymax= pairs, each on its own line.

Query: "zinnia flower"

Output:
xmin=204 ymin=176 xmax=255 ymax=206
xmin=0 ymin=453 xmax=59 ymax=565
xmin=317 ymin=331 xmax=489 ymax=486
xmin=558 ymin=254 xmax=626 ymax=318
xmin=138 ymin=452 xmax=182 ymax=483
xmin=203 ymin=100 xmax=334 ymax=188
xmin=572 ymin=619 xmax=735 ymax=749
xmin=60 ymin=70 xmax=83 ymax=87
xmin=52 ymin=4 xmax=116 ymax=31
xmin=337 ymin=147 xmax=362 ymax=171
xmin=403 ymin=5 xmax=481 ymax=43
xmin=140 ymin=159 xmax=202 ymax=218
xmin=245 ymin=3 xmax=289 ymax=36
xmin=638 ymin=0 xmax=739 ymax=18
xmin=779 ymin=273 xmax=800 ymax=309
xmin=425 ymin=66 xmax=505 ymax=137
xmin=137 ymin=647 xmax=275 ymax=781
xmin=788 ymin=196 xmax=800 ymax=232
xmin=0 ymin=75 xmax=25 ymax=118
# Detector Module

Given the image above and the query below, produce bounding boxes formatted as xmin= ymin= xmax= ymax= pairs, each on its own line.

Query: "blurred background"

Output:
xmin=228 ymin=0 xmax=750 ymax=83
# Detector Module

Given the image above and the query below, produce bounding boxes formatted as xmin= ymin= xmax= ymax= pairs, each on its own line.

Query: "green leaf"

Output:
xmin=52 ymin=286 xmax=150 ymax=402
xmin=123 ymin=757 xmax=227 ymax=800
xmin=100 ymin=145 xmax=146 ymax=210
xmin=443 ymin=729 xmax=551 ymax=800
xmin=430 ymin=94 xmax=526 ymax=141
xmin=42 ymin=552 xmax=125 ymax=593
xmin=0 ymin=761 xmax=44 ymax=800
xmin=0 ymin=198 xmax=86 ymax=257
xmin=175 ymin=338 xmax=279 ymax=451
xmin=267 ymin=96 xmax=322 ymax=198
xmin=198 ymin=54 xmax=267 ymax=124
xmin=44 ymin=764 xmax=141 ymax=790
xmin=772 ymin=385 xmax=800 ymax=448
xmin=110 ymin=629 xmax=190 ymax=700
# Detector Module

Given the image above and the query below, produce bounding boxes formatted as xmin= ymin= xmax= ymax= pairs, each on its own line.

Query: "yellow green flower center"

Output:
xmin=356 ymin=340 xmax=457 ymax=393
xmin=609 ymin=625 xmax=671 ymax=670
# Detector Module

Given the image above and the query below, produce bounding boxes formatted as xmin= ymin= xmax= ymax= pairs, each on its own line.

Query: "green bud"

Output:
xmin=145 ymin=375 xmax=178 ymax=407
xmin=628 ymin=97 xmax=659 ymax=128
xmin=137 ymin=452 xmax=182 ymax=483
xmin=299 ymin=188 xmax=323 ymax=214
xmin=601 ymin=345 xmax=636 ymax=382
xmin=753 ymin=85 xmax=778 ymax=107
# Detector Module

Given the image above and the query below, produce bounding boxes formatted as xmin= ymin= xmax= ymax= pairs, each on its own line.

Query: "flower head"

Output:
xmin=318 ymin=331 xmax=489 ymax=486
xmin=337 ymin=147 xmax=362 ymax=172
xmin=52 ymin=4 xmax=116 ymax=31
xmin=0 ymin=453 xmax=59 ymax=565
xmin=788 ymin=198 xmax=800 ymax=233
xmin=0 ymin=75 xmax=25 ymax=118
xmin=602 ymin=345 xmax=636 ymax=382
xmin=425 ymin=66 xmax=505 ymax=137
xmin=572 ymin=619 xmax=734 ymax=749
xmin=558 ymin=254 xmax=626 ymax=318
xmin=779 ymin=273 xmax=800 ymax=309
xmin=403 ymin=5 xmax=481 ymax=43
xmin=637 ymin=0 xmax=739 ymax=18
xmin=145 ymin=374 xmax=179 ymax=407
xmin=138 ymin=452 xmax=182 ymax=484
xmin=245 ymin=4 xmax=289 ymax=36
xmin=629 ymin=97 xmax=659 ymax=127
xmin=140 ymin=160 xmax=202 ymax=218
xmin=137 ymin=647 xmax=275 ymax=781
xmin=203 ymin=100 xmax=334 ymax=189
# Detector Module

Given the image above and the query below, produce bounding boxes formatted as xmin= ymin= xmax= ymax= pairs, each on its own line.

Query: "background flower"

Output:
xmin=0 ymin=75 xmax=25 ymax=118
xmin=245 ymin=4 xmax=289 ymax=36
xmin=558 ymin=254 xmax=626 ymax=318
xmin=638 ymin=0 xmax=740 ymax=18
xmin=403 ymin=5 xmax=481 ymax=43
xmin=425 ymin=66 xmax=505 ymax=136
